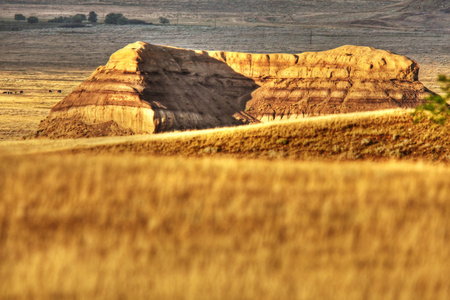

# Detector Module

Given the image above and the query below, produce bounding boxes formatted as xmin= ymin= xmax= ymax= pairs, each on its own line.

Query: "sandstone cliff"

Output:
xmin=38 ymin=41 xmax=431 ymax=137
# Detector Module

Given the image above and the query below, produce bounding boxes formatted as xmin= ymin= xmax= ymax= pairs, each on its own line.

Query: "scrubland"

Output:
xmin=0 ymin=153 xmax=449 ymax=300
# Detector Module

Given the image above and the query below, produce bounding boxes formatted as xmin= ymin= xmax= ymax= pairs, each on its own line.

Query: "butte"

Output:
xmin=36 ymin=41 xmax=431 ymax=138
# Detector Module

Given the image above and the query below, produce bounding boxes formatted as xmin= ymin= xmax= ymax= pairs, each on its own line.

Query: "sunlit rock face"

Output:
xmin=216 ymin=45 xmax=428 ymax=121
xmin=41 ymin=41 xmax=430 ymax=135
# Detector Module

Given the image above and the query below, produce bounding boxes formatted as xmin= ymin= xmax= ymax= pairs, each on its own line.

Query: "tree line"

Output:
xmin=14 ymin=11 xmax=97 ymax=24
xmin=14 ymin=11 xmax=169 ymax=25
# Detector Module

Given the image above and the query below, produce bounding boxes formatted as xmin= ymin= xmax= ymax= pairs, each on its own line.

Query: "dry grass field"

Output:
xmin=0 ymin=70 xmax=87 ymax=140
xmin=0 ymin=154 xmax=449 ymax=300
xmin=0 ymin=110 xmax=450 ymax=299
xmin=0 ymin=1 xmax=450 ymax=299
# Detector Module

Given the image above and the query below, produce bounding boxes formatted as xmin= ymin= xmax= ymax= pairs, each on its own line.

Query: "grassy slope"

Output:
xmin=0 ymin=154 xmax=449 ymax=299
xmin=63 ymin=110 xmax=450 ymax=163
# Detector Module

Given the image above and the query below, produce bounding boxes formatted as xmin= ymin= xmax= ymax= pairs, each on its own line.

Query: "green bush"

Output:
xmin=412 ymin=75 xmax=450 ymax=125
xmin=117 ymin=16 xmax=129 ymax=25
xmin=27 ymin=16 xmax=39 ymax=24
xmin=71 ymin=14 xmax=87 ymax=24
xmin=105 ymin=13 xmax=129 ymax=25
xmin=14 ymin=14 xmax=26 ymax=21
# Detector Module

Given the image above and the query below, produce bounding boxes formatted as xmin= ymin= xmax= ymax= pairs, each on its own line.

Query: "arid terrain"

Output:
xmin=0 ymin=0 xmax=449 ymax=299
xmin=0 ymin=0 xmax=449 ymax=139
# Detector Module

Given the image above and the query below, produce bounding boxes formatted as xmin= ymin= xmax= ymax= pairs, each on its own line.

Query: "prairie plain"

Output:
xmin=0 ymin=1 xmax=450 ymax=299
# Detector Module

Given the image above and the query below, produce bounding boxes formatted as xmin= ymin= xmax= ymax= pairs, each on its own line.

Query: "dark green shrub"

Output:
xmin=88 ymin=11 xmax=97 ymax=23
xmin=105 ymin=13 xmax=129 ymax=25
xmin=48 ymin=16 xmax=66 ymax=23
xmin=117 ymin=16 xmax=129 ymax=25
xmin=14 ymin=14 xmax=26 ymax=21
xmin=27 ymin=16 xmax=39 ymax=24
xmin=71 ymin=14 xmax=87 ymax=23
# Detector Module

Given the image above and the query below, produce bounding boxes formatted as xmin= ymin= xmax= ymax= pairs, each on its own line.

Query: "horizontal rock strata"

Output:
xmin=40 ymin=41 xmax=431 ymax=136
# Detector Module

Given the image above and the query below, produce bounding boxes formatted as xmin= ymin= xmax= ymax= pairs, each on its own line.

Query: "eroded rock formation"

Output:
xmin=37 ymin=41 xmax=431 ymax=137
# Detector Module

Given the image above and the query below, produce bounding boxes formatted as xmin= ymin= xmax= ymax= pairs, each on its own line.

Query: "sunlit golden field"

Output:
xmin=59 ymin=110 xmax=450 ymax=163
xmin=1 ymin=105 xmax=450 ymax=299
xmin=0 ymin=70 xmax=88 ymax=140
xmin=1 ymin=5 xmax=449 ymax=298
xmin=0 ymin=153 xmax=449 ymax=299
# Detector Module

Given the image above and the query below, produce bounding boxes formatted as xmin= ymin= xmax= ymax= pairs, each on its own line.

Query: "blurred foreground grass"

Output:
xmin=0 ymin=154 xmax=449 ymax=299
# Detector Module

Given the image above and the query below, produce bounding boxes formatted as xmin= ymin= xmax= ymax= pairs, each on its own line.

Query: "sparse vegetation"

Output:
xmin=159 ymin=16 xmax=170 ymax=24
xmin=14 ymin=13 xmax=26 ymax=21
xmin=412 ymin=75 xmax=450 ymax=125
xmin=48 ymin=16 xmax=70 ymax=23
xmin=88 ymin=11 xmax=97 ymax=23
xmin=71 ymin=13 xmax=87 ymax=23
xmin=27 ymin=16 xmax=39 ymax=24
xmin=48 ymin=14 xmax=87 ymax=24
xmin=104 ymin=13 xmax=129 ymax=25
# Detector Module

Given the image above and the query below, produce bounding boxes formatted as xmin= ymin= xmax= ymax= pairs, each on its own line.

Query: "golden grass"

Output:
xmin=0 ymin=153 xmax=449 ymax=299
xmin=2 ymin=109 xmax=450 ymax=163
xmin=1 ymin=77 xmax=450 ymax=299
xmin=49 ymin=109 xmax=450 ymax=163
xmin=0 ymin=70 xmax=89 ymax=140
xmin=0 ymin=16 xmax=449 ymax=299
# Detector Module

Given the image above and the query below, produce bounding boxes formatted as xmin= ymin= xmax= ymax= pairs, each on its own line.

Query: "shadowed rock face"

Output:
xmin=41 ymin=41 xmax=430 ymax=136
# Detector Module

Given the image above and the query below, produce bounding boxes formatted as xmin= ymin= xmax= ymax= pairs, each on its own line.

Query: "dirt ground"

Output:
xmin=0 ymin=2 xmax=449 ymax=140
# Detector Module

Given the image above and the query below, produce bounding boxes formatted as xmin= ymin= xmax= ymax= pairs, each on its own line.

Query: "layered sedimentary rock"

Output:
xmin=39 ymin=41 xmax=431 ymax=136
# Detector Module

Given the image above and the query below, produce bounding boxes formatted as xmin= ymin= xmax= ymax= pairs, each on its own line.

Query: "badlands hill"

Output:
xmin=36 ymin=42 xmax=431 ymax=138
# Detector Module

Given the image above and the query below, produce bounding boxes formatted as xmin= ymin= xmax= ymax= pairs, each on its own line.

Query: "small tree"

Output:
xmin=159 ymin=17 xmax=170 ymax=24
xmin=105 ymin=13 xmax=120 ymax=24
xmin=88 ymin=11 xmax=97 ymax=23
xmin=27 ymin=16 xmax=39 ymax=24
xmin=105 ymin=13 xmax=128 ymax=25
xmin=71 ymin=14 xmax=87 ymax=23
xmin=14 ymin=14 xmax=26 ymax=21
xmin=412 ymin=75 xmax=450 ymax=125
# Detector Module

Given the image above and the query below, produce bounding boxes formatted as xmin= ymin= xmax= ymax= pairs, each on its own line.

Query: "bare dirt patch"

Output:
xmin=33 ymin=117 xmax=135 ymax=139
